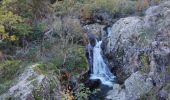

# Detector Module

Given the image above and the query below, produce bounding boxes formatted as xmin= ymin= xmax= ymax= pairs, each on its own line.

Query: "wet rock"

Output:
xmin=85 ymin=79 xmax=101 ymax=90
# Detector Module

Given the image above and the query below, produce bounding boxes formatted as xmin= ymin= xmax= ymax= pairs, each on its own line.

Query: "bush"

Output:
xmin=74 ymin=83 xmax=97 ymax=100
xmin=62 ymin=46 xmax=88 ymax=75
xmin=62 ymin=83 xmax=96 ymax=100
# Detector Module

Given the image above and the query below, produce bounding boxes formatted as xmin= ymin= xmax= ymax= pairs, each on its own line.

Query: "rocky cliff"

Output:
xmin=104 ymin=1 xmax=170 ymax=100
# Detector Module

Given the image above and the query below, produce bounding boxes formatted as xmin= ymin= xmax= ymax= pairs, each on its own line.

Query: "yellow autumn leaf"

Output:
xmin=10 ymin=35 xmax=17 ymax=41
xmin=0 ymin=25 xmax=5 ymax=33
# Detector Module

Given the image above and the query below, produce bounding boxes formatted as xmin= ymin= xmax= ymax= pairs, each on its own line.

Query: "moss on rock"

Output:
xmin=0 ymin=60 xmax=21 ymax=94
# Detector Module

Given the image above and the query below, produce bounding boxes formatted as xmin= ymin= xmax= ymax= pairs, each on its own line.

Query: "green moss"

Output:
xmin=33 ymin=63 xmax=47 ymax=75
xmin=0 ymin=60 xmax=21 ymax=94
xmin=33 ymin=89 xmax=42 ymax=100
xmin=163 ymin=84 xmax=170 ymax=91
xmin=167 ymin=66 xmax=170 ymax=73
xmin=140 ymin=53 xmax=150 ymax=73
xmin=139 ymin=88 xmax=158 ymax=100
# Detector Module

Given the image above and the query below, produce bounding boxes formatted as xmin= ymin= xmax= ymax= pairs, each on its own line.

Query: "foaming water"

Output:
xmin=90 ymin=41 xmax=115 ymax=86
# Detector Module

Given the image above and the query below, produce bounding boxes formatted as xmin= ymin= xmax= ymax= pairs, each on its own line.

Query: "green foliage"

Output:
xmin=33 ymin=87 xmax=43 ymax=100
xmin=34 ymin=63 xmax=60 ymax=75
xmin=0 ymin=0 xmax=50 ymax=46
xmin=93 ymin=0 xmax=119 ymax=13
xmin=63 ymin=46 xmax=88 ymax=75
xmin=0 ymin=60 xmax=21 ymax=94
xmin=0 ymin=2 xmax=22 ymax=41
xmin=119 ymin=0 xmax=137 ymax=14
xmin=33 ymin=45 xmax=88 ymax=75
xmin=31 ymin=22 xmax=48 ymax=40
xmin=74 ymin=83 xmax=96 ymax=100
xmin=53 ymin=0 xmax=138 ymax=17
xmin=167 ymin=66 xmax=170 ymax=73
xmin=14 ymin=23 xmax=33 ymax=36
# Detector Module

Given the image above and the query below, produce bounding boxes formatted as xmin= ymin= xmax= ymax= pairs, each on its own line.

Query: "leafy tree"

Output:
xmin=0 ymin=0 xmax=22 ymax=41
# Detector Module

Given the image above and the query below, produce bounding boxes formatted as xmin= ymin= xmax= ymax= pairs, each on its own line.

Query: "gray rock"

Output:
xmin=106 ymin=84 xmax=126 ymax=100
xmin=106 ymin=72 xmax=153 ymax=100
xmin=0 ymin=64 xmax=51 ymax=100
xmin=124 ymin=71 xmax=153 ymax=100
xmin=144 ymin=1 xmax=170 ymax=32
xmin=107 ymin=17 xmax=144 ymax=53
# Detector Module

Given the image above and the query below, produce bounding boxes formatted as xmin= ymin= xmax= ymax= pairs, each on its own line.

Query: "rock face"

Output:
xmin=0 ymin=64 xmax=62 ymax=100
xmin=124 ymin=71 xmax=153 ymax=100
xmin=106 ymin=72 xmax=153 ymax=100
xmin=144 ymin=2 xmax=170 ymax=32
xmin=107 ymin=17 xmax=144 ymax=53
xmin=8 ymin=64 xmax=50 ymax=100
xmin=106 ymin=84 xmax=125 ymax=100
xmin=104 ymin=1 xmax=170 ymax=100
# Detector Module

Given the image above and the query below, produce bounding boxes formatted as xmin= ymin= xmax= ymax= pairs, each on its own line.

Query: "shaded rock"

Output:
xmin=85 ymin=79 xmax=101 ymax=90
xmin=86 ymin=44 xmax=94 ymax=73
xmin=92 ymin=10 xmax=114 ymax=25
xmin=83 ymin=23 xmax=105 ymax=40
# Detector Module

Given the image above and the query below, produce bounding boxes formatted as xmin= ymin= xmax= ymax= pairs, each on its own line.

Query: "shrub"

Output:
xmin=62 ymin=46 xmax=88 ymax=75
xmin=74 ymin=83 xmax=97 ymax=100
xmin=93 ymin=0 xmax=119 ymax=13
xmin=62 ymin=83 xmax=96 ymax=100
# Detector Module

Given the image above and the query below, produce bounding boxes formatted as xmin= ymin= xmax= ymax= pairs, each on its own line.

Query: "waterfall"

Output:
xmin=90 ymin=40 xmax=115 ymax=86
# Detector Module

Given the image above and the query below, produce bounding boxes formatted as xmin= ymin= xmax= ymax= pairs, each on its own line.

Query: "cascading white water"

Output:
xmin=90 ymin=40 xmax=115 ymax=86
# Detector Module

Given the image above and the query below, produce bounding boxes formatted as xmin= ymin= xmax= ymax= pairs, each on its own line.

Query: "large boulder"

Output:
xmin=124 ymin=71 xmax=153 ymax=100
xmin=105 ymin=0 xmax=170 ymax=79
xmin=144 ymin=1 xmax=170 ymax=32
xmin=106 ymin=84 xmax=125 ymax=100
xmin=10 ymin=64 xmax=50 ymax=100
xmin=106 ymin=72 xmax=153 ymax=100
xmin=107 ymin=17 xmax=144 ymax=53
xmin=104 ymin=1 xmax=170 ymax=99
xmin=0 ymin=64 xmax=62 ymax=100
